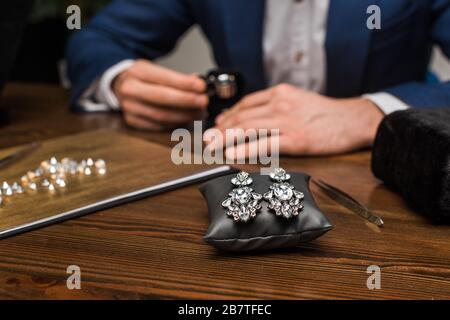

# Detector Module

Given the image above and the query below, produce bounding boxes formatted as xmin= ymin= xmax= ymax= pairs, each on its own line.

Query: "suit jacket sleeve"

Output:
xmin=66 ymin=0 xmax=194 ymax=109
xmin=384 ymin=0 xmax=450 ymax=108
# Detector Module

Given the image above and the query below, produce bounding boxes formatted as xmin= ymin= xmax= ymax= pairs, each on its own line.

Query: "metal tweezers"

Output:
xmin=312 ymin=178 xmax=384 ymax=227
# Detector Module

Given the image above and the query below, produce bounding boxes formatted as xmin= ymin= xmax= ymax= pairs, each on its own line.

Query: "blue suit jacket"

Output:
xmin=67 ymin=0 xmax=450 ymax=110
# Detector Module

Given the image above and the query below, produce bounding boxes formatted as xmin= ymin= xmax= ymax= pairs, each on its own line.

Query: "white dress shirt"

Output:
xmin=79 ymin=0 xmax=409 ymax=114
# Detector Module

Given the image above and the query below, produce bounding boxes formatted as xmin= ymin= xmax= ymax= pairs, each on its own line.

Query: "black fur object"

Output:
xmin=372 ymin=108 xmax=450 ymax=222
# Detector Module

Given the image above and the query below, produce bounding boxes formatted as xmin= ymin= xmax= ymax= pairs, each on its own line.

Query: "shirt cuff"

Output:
xmin=363 ymin=92 xmax=410 ymax=115
xmin=77 ymin=59 xmax=135 ymax=112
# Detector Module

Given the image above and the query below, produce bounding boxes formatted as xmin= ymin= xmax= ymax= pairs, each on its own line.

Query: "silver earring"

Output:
xmin=222 ymin=171 xmax=262 ymax=223
xmin=264 ymin=168 xmax=304 ymax=219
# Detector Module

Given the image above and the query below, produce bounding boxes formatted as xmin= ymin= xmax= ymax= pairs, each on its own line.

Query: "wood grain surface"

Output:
xmin=0 ymin=130 xmax=226 ymax=237
xmin=0 ymin=84 xmax=449 ymax=300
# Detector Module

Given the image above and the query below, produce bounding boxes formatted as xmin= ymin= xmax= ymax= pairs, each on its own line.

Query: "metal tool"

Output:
xmin=312 ymin=178 xmax=384 ymax=227
xmin=0 ymin=141 xmax=41 ymax=171
xmin=0 ymin=165 xmax=236 ymax=239
xmin=202 ymin=69 xmax=245 ymax=101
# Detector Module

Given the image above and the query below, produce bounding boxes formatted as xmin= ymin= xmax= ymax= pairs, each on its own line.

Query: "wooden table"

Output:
xmin=0 ymin=84 xmax=449 ymax=300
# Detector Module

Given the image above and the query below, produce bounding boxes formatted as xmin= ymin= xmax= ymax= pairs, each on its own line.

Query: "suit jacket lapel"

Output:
xmin=222 ymin=0 xmax=376 ymax=96
xmin=222 ymin=0 xmax=266 ymax=92
xmin=325 ymin=0 xmax=378 ymax=97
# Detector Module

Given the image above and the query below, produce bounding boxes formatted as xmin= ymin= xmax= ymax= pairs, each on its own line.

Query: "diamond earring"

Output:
xmin=264 ymin=168 xmax=304 ymax=219
xmin=222 ymin=171 xmax=262 ymax=223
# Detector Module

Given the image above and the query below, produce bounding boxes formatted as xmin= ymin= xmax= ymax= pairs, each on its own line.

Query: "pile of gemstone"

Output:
xmin=0 ymin=157 xmax=106 ymax=207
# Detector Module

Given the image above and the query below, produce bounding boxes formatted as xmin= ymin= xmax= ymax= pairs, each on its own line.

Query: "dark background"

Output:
xmin=9 ymin=0 xmax=109 ymax=84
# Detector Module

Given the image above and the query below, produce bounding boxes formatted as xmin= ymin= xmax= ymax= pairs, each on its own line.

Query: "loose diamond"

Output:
xmin=40 ymin=161 xmax=49 ymax=169
xmin=28 ymin=182 xmax=37 ymax=191
xmin=34 ymin=168 xmax=43 ymax=177
xmin=77 ymin=165 xmax=85 ymax=174
xmin=0 ymin=156 xmax=107 ymax=208
xmin=95 ymin=159 xmax=106 ymax=168
xmin=5 ymin=187 xmax=13 ymax=196
xmin=55 ymin=178 xmax=66 ymax=188
xmin=27 ymin=171 xmax=36 ymax=180
xmin=69 ymin=166 xmax=77 ymax=175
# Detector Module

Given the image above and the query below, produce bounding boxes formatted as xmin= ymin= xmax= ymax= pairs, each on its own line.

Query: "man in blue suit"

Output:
xmin=67 ymin=0 xmax=450 ymax=156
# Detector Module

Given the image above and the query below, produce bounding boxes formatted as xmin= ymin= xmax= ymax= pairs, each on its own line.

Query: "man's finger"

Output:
xmin=206 ymin=117 xmax=284 ymax=151
xmin=224 ymin=134 xmax=308 ymax=160
xmin=218 ymin=103 xmax=273 ymax=128
xmin=122 ymin=99 xmax=206 ymax=125
xmin=132 ymin=60 xmax=206 ymax=92
xmin=121 ymin=80 xmax=208 ymax=109
xmin=235 ymin=88 xmax=273 ymax=110
xmin=216 ymin=89 xmax=272 ymax=124
xmin=216 ymin=117 xmax=284 ymax=134
xmin=224 ymin=134 xmax=290 ymax=161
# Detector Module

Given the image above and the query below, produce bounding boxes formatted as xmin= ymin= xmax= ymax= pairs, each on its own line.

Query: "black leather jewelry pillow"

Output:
xmin=200 ymin=172 xmax=332 ymax=252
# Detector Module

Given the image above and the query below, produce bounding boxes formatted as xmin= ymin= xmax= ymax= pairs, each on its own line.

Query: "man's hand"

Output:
xmin=113 ymin=59 xmax=208 ymax=130
xmin=208 ymin=83 xmax=384 ymax=158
